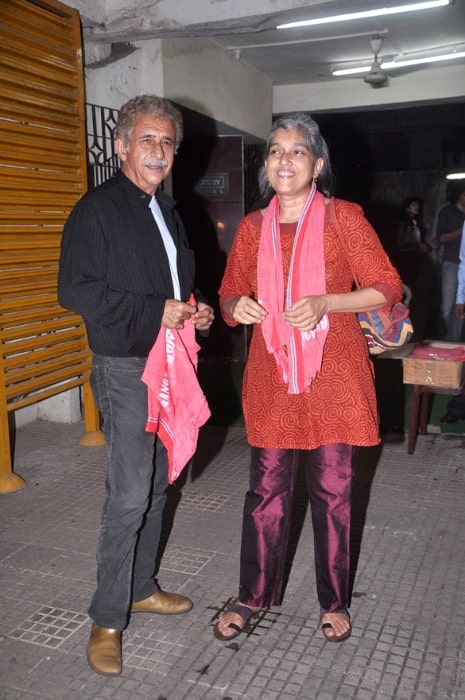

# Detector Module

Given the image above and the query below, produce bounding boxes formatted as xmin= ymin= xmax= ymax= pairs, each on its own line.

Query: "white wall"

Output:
xmin=83 ymin=36 xmax=272 ymax=139
xmin=161 ymin=37 xmax=272 ymax=140
xmin=84 ymin=39 xmax=165 ymax=109
xmin=14 ymin=389 xmax=81 ymax=429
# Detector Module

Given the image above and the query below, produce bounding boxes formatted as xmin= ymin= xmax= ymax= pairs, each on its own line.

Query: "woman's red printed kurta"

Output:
xmin=219 ymin=199 xmax=403 ymax=449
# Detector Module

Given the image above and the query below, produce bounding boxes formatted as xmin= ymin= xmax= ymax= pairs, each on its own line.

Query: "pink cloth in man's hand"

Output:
xmin=142 ymin=319 xmax=210 ymax=483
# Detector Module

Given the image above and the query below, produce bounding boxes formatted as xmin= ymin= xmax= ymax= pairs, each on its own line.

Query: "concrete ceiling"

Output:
xmin=68 ymin=0 xmax=465 ymax=111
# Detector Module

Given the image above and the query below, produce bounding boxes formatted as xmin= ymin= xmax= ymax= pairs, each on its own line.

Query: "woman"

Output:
xmin=213 ymin=113 xmax=402 ymax=643
xmin=396 ymin=196 xmax=429 ymax=254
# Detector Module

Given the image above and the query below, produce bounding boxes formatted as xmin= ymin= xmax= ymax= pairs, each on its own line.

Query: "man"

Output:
xmin=435 ymin=181 xmax=465 ymax=341
xmin=455 ymin=221 xmax=465 ymax=325
xmin=440 ymin=220 xmax=465 ymax=424
xmin=58 ymin=94 xmax=214 ymax=676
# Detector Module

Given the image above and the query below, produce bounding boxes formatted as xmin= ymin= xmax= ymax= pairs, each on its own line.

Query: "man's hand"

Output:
xmin=162 ymin=299 xmax=196 ymax=329
xmin=455 ymin=303 xmax=464 ymax=321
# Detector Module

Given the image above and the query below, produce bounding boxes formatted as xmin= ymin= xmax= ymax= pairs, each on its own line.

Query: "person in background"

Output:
xmin=212 ymin=113 xmax=402 ymax=644
xmin=435 ymin=180 xmax=465 ymax=341
xmin=394 ymin=196 xmax=434 ymax=341
xmin=58 ymin=94 xmax=214 ymax=676
xmin=440 ymin=220 xmax=465 ymax=424
xmin=396 ymin=196 xmax=428 ymax=255
xmin=455 ymin=221 xmax=465 ymax=325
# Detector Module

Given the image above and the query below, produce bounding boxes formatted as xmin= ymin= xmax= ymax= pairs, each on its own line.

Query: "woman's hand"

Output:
xmin=224 ymin=296 xmax=267 ymax=325
xmin=192 ymin=302 xmax=215 ymax=331
xmin=283 ymin=295 xmax=328 ymax=331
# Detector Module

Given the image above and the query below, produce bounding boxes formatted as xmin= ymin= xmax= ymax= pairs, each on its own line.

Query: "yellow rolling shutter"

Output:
xmin=0 ymin=0 xmax=103 ymax=493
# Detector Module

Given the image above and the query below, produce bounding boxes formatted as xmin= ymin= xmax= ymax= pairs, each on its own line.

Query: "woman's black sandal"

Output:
xmin=213 ymin=600 xmax=259 ymax=641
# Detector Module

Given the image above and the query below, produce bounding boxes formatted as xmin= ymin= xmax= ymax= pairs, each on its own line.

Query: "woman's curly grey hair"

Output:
xmin=114 ymin=94 xmax=183 ymax=152
xmin=258 ymin=113 xmax=335 ymax=201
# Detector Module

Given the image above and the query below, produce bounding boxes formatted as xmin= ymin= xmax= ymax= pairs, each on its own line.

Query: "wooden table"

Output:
xmin=407 ymin=383 xmax=464 ymax=454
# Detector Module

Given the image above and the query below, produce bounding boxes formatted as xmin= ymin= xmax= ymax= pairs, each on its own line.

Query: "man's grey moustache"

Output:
xmin=143 ymin=159 xmax=169 ymax=168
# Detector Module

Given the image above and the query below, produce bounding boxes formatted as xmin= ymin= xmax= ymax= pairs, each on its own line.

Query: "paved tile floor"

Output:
xmin=1 ymin=418 xmax=465 ymax=699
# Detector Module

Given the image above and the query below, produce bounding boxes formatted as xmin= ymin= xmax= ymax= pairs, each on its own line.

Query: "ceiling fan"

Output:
xmin=363 ymin=34 xmax=390 ymax=88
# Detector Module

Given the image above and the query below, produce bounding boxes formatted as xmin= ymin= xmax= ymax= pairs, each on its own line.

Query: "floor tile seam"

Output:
xmin=188 ymin=460 xmax=249 ymax=473
xmin=355 ymin=628 xmax=464 ymax=680
xmin=158 ymin=543 xmax=219 ymax=554
xmin=3 ymin=626 xmax=89 ymax=653
xmin=178 ymin=496 xmax=242 ymax=506
xmin=0 ymin=543 xmax=32 ymax=561
xmin=344 ymin=537 xmax=440 ymax=566
xmin=357 ymin=524 xmax=432 ymax=539
xmin=176 ymin=508 xmax=247 ymax=518
xmin=361 ymin=481 xmax=461 ymax=495
xmin=16 ymin=523 xmax=99 ymax=541
xmin=0 ymin=683 xmax=56 ymax=700
xmin=0 ymin=563 xmax=96 ymax=586
xmin=178 ymin=495 xmax=250 ymax=505
xmin=157 ymin=566 xmax=216 ymax=577
xmin=366 ymin=483 xmax=465 ymax=493
xmin=366 ymin=473 xmax=465 ymax=489
xmin=0 ymin=543 xmax=99 ymax=557
xmin=372 ymin=466 xmax=465 ymax=474
xmin=150 ymin=543 xmax=204 ymax=558
xmin=362 ymin=501 xmax=464 ymax=521
xmin=180 ymin=487 xmax=247 ymax=497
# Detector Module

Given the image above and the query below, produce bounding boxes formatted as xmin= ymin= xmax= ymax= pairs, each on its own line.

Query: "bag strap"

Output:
xmin=328 ymin=198 xmax=361 ymax=290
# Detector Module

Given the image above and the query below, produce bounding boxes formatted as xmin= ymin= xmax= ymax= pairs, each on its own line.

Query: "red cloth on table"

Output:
xmin=410 ymin=345 xmax=465 ymax=361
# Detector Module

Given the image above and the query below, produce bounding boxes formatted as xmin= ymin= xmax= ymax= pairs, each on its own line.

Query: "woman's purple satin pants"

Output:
xmin=238 ymin=443 xmax=356 ymax=613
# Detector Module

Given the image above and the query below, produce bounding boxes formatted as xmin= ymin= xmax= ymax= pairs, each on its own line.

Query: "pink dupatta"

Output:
xmin=257 ymin=184 xmax=329 ymax=394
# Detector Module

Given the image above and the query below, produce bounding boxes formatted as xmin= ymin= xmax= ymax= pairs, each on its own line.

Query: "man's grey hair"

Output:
xmin=115 ymin=94 xmax=183 ymax=152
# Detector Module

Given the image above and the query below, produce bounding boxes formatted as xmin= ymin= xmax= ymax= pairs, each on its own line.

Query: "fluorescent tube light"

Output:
xmin=333 ymin=65 xmax=376 ymax=76
xmin=446 ymin=172 xmax=465 ymax=180
xmin=383 ymin=50 xmax=465 ymax=68
xmin=277 ymin=1 xmax=449 ymax=30
xmin=333 ymin=49 xmax=465 ymax=75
